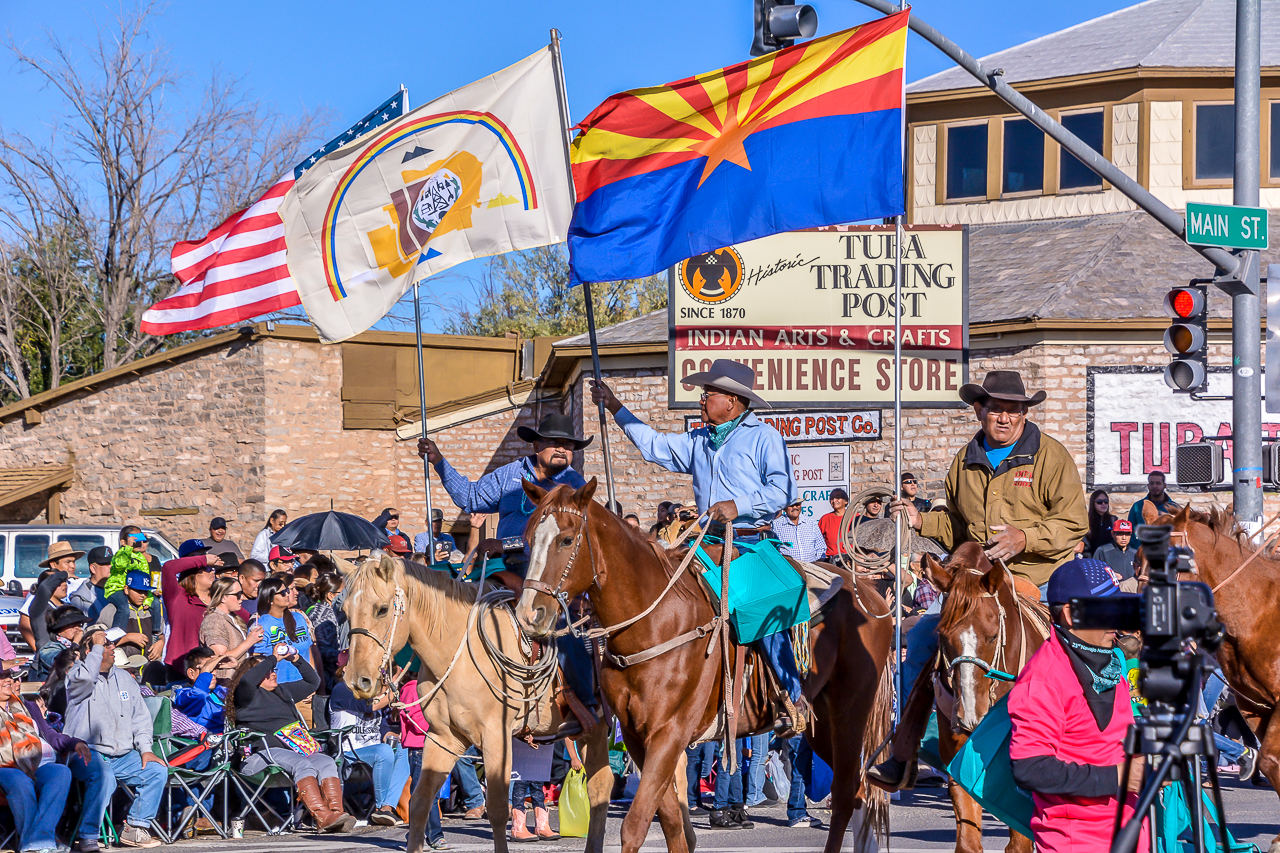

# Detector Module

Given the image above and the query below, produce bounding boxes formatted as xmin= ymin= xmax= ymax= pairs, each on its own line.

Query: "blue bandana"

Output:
xmin=707 ymin=412 xmax=748 ymax=450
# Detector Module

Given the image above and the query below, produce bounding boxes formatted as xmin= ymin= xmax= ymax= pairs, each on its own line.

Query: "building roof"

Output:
xmin=558 ymin=311 xmax=668 ymax=347
xmin=0 ymin=466 xmax=73 ymax=511
xmin=908 ymin=0 xmax=1280 ymax=94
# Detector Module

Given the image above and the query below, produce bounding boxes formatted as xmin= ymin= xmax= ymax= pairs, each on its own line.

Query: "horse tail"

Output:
xmin=854 ymin=658 xmax=894 ymax=853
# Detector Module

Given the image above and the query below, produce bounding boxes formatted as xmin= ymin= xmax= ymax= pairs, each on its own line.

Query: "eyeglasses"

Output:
xmin=1095 ymin=498 xmax=1109 ymax=505
xmin=273 ymin=590 xmax=289 ymax=598
xmin=227 ymin=590 xmax=243 ymax=598
xmin=699 ymin=390 xmax=733 ymax=401
xmin=387 ymin=515 xmax=400 ymax=521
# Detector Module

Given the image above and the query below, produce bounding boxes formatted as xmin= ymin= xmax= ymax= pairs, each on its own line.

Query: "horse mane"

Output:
xmin=935 ymin=544 xmax=1002 ymax=634
xmin=1158 ymin=503 xmax=1255 ymax=553
xmin=348 ymin=552 xmax=479 ymax=641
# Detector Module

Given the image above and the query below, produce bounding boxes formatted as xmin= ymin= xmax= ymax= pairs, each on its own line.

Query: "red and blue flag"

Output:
xmin=568 ymin=10 xmax=908 ymax=282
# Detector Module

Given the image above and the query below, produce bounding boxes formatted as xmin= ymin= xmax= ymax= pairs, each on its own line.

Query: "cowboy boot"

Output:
xmin=774 ymin=693 xmax=811 ymax=739
xmin=318 ymin=776 xmax=356 ymax=832
xmin=296 ymin=777 xmax=340 ymax=831
xmin=533 ymin=806 xmax=560 ymax=840
xmin=510 ymin=807 xmax=537 ymax=841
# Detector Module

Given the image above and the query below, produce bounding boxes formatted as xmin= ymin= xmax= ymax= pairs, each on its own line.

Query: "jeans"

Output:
xmin=1213 ymin=732 xmax=1247 ymax=765
xmin=101 ymin=749 xmax=168 ymax=827
xmin=454 ymin=747 xmax=486 ymax=809
xmin=349 ymin=742 xmax=413 ymax=809
xmin=1203 ymin=671 xmax=1230 ymax=714
xmin=744 ymin=734 xmax=768 ymax=806
xmin=407 ymin=748 xmax=444 ymax=844
xmin=0 ymin=763 xmax=72 ymax=850
xmin=510 ymin=779 xmax=546 ymax=810
xmin=685 ymin=743 xmax=716 ymax=808
xmin=758 ymin=631 xmax=803 ymax=703
xmin=902 ymin=613 xmax=942 ymax=701
xmin=786 ymin=736 xmax=809 ymax=822
xmin=68 ymin=749 xmax=113 ymax=840
xmin=712 ymin=739 xmax=745 ymax=810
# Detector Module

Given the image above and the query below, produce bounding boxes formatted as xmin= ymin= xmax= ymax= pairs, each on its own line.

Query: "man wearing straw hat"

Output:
xmin=870 ymin=369 xmax=1089 ymax=790
xmin=591 ymin=359 xmax=810 ymax=736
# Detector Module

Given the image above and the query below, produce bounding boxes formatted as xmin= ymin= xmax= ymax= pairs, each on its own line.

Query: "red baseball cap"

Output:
xmin=1111 ymin=519 xmax=1133 ymax=534
xmin=269 ymin=545 xmax=298 ymax=563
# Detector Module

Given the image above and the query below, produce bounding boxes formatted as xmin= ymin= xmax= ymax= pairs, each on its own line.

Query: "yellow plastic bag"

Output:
xmin=559 ymin=767 xmax=590 ymax=838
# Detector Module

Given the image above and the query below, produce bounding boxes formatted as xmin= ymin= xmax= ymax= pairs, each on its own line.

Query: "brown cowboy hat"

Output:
xmin=680 ymin=358 xmax=770 ymax=409
xmin=516 ymin=411 xmax=593 ymax=450
xmin=40 ymin=540 xmax=86 ymax=568
xmin=958 ymin=370 xmax=1046 ymax=407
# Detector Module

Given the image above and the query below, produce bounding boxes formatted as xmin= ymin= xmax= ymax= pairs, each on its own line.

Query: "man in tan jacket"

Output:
xmin=869 ymin=370 xmax=1089 ymax=790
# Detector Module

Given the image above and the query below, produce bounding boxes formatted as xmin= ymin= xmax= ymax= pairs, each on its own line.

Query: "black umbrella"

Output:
xmin=271 ymin=511 xmax=391 ymax=552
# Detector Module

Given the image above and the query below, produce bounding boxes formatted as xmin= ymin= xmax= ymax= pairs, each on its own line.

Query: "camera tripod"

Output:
xmin=1111 ymin=659 xmax=1232 ymax=853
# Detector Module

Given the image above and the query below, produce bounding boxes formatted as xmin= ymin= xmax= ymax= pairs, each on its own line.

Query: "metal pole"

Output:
xmin=850 ymin=0 xmax=1243 ymax=280
xmin=414 ymin=282 xmax=436 ymax=556
xmin=550 ymin=28 xmax=618 ymax=509
xmin=583 ymin=281 xmax=619 ymax=510
xmin=893 ymin=217 xmax=904 ymax=721
xmin=1233 ymin=0 xmax=1264 ymax=530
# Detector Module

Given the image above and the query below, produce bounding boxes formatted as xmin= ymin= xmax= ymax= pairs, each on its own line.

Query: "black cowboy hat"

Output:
xmin=681 ymin=358 xmax=770 ymax=409
xmin=517 ymin=412 xmax=593 ymax=449
xmin=958 ymin=370 xmax=1046 ymax=407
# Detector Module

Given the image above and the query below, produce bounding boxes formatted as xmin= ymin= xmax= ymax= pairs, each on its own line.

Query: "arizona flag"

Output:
xmin=568 ymin=10 xmax=908 ymax=283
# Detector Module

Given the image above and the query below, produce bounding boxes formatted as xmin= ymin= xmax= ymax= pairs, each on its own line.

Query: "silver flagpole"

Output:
xmin=892 ymin=3 xmax=908 ymax=732
xmin=414 ymin=283 xmax=436 ymax=558
xmin=550 ymin=28 xmax=617 ymax=509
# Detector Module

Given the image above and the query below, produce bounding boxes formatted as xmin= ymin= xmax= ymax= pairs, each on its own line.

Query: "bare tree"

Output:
xmin=0 ymin=2 xmax=322 ymax=378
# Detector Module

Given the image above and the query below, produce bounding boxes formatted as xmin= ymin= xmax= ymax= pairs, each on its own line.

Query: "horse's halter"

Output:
xmin=937 ymin=571 xmax=1021 ymax=726
xmin=348 ymin=581 xmax=407 ymax=685
xmin=521 ymin=505 xmax=595 ymax=636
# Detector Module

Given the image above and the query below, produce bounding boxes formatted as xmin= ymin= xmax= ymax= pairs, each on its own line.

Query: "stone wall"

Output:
xmin=0 ymin=339 xmax=267 ymax=544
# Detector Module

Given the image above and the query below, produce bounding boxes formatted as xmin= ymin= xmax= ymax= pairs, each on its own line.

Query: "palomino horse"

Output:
xmin=513 ymin=478 xmax=894 ymax=853
xmin=341 ymin=553 xmax=613 ymax=853
xmin=919 ymin=543 xmax=1049 ymax=853
xmin=1147 ymin=503 xmax=1280 ymax=853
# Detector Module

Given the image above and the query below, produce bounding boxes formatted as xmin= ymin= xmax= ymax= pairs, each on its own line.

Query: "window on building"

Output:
xmin=1059 ymin=110 xmax=1105 ymax=190
xmin=1002 ymin=118 xmax=1044 ymax=194
xmin=946 ymin=123 xmax=988 ymax=200
xmin=1270 ymin=102 xmax=1280 ymax=180
xmin=1196 ymin=103 xmax=1235 ymax=181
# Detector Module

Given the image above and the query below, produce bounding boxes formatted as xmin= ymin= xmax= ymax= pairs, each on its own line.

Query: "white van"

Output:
xmin=0 ymin=525 xmax=180 ymax=652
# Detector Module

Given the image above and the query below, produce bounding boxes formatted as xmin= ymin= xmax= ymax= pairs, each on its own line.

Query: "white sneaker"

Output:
xmin=117 ymin=825 xmax=162 ymax=849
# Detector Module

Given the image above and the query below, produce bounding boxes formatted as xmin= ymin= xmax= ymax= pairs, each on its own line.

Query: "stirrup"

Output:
xmin=774 ymin=694 xmax=810 ymax=738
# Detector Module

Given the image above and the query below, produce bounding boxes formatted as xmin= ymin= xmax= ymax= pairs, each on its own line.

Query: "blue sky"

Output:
xmin=1 ymin=0 xmax=1136 ymax=332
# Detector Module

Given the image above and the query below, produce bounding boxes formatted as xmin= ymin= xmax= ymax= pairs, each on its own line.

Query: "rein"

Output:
xmin=1201 ymin=507 xmax=1280 ymax=594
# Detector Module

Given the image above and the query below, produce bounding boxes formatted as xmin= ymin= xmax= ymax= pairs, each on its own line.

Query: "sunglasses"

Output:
xmin=129 ymin=536 xmax=147 ymax=544
xmin=1095 ymin=498 xmax=1109 ymax=504
xmin=388 ymin=515 xmax=400 ymax=521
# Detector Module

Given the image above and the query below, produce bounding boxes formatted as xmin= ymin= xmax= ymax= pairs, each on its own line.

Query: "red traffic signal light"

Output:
xmin=1163 ymin=286 xmax=1205 ymax=320
xmin=1163 ymin=283 xmax=1208 ymax=392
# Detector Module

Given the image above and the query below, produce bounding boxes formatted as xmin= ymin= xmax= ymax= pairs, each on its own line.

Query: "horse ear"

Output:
xmin=921 ymin=552 xmax=954 ymax=592
xmin=334 ymin=557 xmax=358 ymax=577
xmin=1142 ymin=499 xmax=1160 ymax=525
xmin=577 ymin=477 xmax=598 ymax=506
xmin=376 ymin=551 xmax=399 ymax=582
xmin=522 ymin=479 xmax=549 ymax=506
xmin=1173 ymin=503 xmax=1193 ymax=527
xmin=980 ymin=562 xmax=1004 ymax=595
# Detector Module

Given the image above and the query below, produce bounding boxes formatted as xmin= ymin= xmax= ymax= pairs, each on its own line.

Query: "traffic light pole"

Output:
xmin=1232 ymin=0 xmax=1264 ymax=530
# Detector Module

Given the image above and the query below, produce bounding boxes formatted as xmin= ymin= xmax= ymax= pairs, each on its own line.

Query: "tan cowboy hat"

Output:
xmin=958 ymin=370 xmax=1046 ymax=407
xmin=40 ymin=540 xmax=86 ymax=568
xmin=680 ymin=358 xmax=770 ymax=409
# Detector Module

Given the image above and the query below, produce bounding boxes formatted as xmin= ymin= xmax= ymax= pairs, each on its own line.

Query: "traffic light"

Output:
xmin=1162 ymin=283 xmax=1208 ymax=392
xmin=1175 ymin=440 xmax=1224 ymax=488
xmin=751 ymin=0 xmax=818 ymax=56
xmin=1265 ymin=443 xmax=1280 ymax=487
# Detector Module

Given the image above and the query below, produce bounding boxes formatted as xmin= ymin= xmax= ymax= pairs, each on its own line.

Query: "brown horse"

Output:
xmin=920 ymin=542 xmax=1049 ymax=853
xmin=1147 ymin=503 xmax=1280 ymax=853
xmin=513 ymin=478 xmax=894 ymax=853
xmin=341 ymin=553 xmax=614 ymax=853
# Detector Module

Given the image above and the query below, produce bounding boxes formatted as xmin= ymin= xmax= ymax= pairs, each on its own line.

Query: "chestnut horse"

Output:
xmin=513 ymin=478 xmax=894 ymax=853
xmin=920 ymin=543 xmax=1049 ymax=853
xmin=341 ymin=553 xmax=614 ymax=853
xmin=1148 ymin=503 xmax=1280 ymax=853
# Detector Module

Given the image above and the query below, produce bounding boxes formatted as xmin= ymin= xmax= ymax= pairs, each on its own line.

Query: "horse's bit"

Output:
xmin=348 ymin=583 xmax=407 ymax=683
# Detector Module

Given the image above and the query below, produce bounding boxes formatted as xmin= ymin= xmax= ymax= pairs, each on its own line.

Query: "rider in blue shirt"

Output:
xmin=591 ymin=359 xmax=808 ymax=736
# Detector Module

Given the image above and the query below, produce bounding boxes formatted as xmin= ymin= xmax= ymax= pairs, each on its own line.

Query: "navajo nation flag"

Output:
xmin=568 ymin=11 xmax=908 ymax=283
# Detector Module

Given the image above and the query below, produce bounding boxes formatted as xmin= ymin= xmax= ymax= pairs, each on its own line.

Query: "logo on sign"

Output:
xmin=680 ymin=247 xmax=744 ymax=304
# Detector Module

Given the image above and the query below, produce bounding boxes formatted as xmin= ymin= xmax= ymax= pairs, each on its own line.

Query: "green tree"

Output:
xmin=444 ymin=245 xmax=666 ymax=337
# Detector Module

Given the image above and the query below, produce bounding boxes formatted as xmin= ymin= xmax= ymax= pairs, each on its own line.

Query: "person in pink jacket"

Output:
xmin=1008 ymin=558 xmax=1147 ymax=853
xmin=400 ymin=679 xmax=448 ymax=849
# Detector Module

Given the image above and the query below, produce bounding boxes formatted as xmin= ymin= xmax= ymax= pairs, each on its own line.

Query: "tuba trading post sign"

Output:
xmin=668 ymin=226 xmax=968 ymax=409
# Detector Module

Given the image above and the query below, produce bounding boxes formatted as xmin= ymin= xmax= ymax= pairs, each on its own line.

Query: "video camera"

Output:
xmin=1071 ymin=523 xmax=1222 ymax=705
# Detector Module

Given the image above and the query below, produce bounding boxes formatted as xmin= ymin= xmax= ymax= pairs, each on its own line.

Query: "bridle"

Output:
xmin=521 ymin=505 xmax=595 ymax=634
xmin=348 ymin=583 xmax=407 ymax=684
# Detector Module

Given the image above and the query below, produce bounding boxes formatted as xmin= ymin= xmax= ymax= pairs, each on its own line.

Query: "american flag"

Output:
xmin=141 ymin=90 xmax=407 ymax=336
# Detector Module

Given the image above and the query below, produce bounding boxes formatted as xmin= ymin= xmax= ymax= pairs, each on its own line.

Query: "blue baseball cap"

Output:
xmin=1046 ymin=558 xmax=1120 ymax=606
xmin=125 ymin=570 xmax=153 ymax=592
xmin=178 ymin=538 xmax=212 ymax=558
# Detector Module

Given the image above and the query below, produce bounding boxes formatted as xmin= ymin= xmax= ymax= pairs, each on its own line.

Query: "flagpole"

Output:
xmin=893 ymin=0 xmax=910 ymax=737
xmin=551 ymin=28 xmax=617 ymax=511
xmin=413 ymin=282 xmax=437 ymax=559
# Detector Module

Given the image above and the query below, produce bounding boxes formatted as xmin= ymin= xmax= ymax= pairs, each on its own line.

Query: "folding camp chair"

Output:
xmin=312 ymin=724 xmax=374 ymax=821
xmin=224 ymin=730 xmax=300 ymax=835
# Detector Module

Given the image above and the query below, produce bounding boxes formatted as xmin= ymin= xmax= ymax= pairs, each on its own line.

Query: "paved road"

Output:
xmin=161 ymin=777 xmax=1276 ymax=852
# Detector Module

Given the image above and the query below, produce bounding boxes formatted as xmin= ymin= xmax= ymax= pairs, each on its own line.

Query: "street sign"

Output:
xmin=1185 ymin=202 xmax=1269 ymax=250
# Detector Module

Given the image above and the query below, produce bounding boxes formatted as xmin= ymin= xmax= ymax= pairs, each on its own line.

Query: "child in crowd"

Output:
xmin=175 ymin=646 xmax=229 ymax=733
xmin=399 ymin=674 xmax=449 ymax=849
